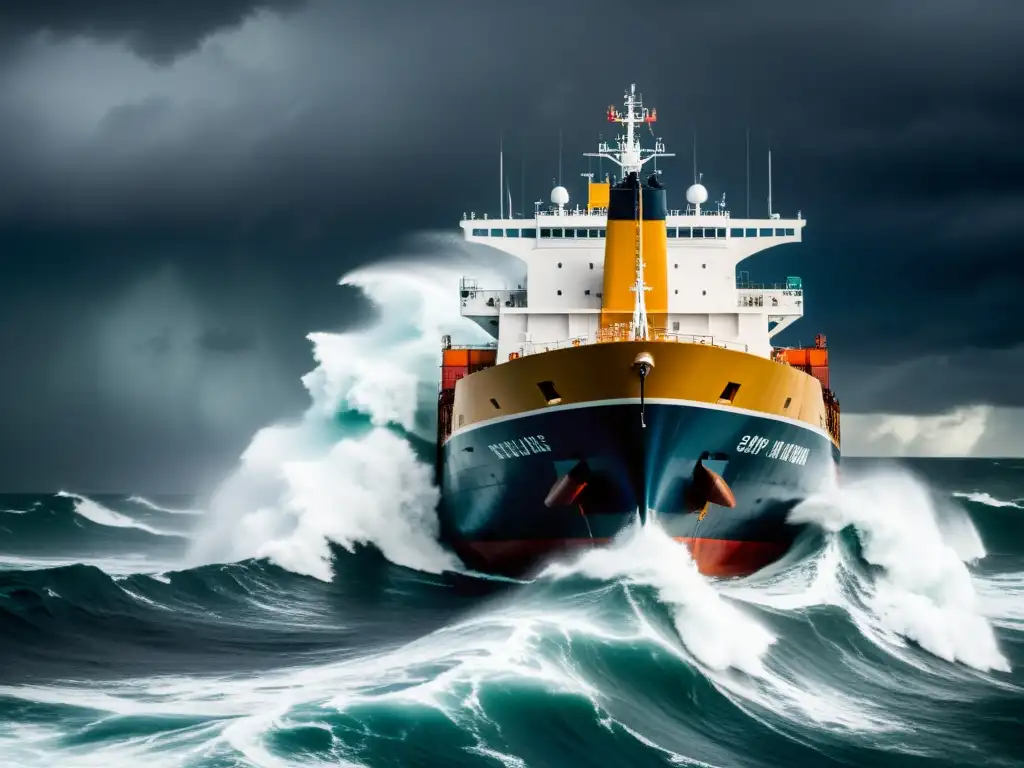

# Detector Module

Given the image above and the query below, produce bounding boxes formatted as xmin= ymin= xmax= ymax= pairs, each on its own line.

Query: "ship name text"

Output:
xmin=488 ymin=435 xmax=551 ymax=460
xmin=737 ymin=434 xmax=810 ymax=465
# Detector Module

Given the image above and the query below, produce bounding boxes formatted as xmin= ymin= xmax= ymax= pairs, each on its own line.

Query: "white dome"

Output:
xmin=685 ymin=183 xmax=709 ymax=205
xmin=550 ymin=186 xmax=570 ymax=205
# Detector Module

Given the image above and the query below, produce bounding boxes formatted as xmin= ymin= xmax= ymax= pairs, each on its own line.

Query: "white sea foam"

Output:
xmin=187 ymin=238 xmax=519 ymax=580
xmin=952 ymin=491 xmax=1023 ymax=509
xmin=55 ymin=491 xmax=185 ymax=538
xmin=785 ymin=467 xmax=1010 ymax=673
xmin=126 ymin=495 xmax=204 ymax=515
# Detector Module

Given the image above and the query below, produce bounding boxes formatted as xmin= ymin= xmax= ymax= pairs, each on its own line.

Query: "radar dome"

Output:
xmin=685 ymin=183 xmax=709 ymax=205
xmin=551 ymin=186 xmax=570 ymax=205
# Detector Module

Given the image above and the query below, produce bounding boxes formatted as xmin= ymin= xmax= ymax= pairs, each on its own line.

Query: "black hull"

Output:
xmin=437 ymin=398 xmax=839 ymax=578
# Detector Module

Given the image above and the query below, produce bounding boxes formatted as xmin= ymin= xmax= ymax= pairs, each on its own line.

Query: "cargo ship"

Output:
xmin=435 ymin=85 xmax=840 ymax=578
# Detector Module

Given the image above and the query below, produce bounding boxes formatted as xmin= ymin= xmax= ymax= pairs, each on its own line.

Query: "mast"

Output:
xmin=499 ymin=131 xmax=504 ymax=219
xmin=584 ymin=83 xmax=673 ymax=177
xmin=631 ymin=171 xmax=650 ymax=341
xmin=585 ymin=85 xmax=672 ymax=341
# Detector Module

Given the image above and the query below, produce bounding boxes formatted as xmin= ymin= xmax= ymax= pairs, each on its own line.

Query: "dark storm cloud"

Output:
xmin=1 ymin=0 xmax=1023 ymax=489
xmin=196 ymin=328 xmax=256 ymax=355
xmin=0 ymin=0 xmax=305 ymax=63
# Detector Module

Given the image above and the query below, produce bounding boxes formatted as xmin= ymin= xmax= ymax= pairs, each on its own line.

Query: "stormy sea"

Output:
xmin=1 ymin=260 xmax=1022 ymax=767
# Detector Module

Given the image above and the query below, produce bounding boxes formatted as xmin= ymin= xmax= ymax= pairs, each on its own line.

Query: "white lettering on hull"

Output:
xmin=488 ymin=435 xmax=551 ymax=460
xmin=737 ymin=434 xmax=809 ymax=466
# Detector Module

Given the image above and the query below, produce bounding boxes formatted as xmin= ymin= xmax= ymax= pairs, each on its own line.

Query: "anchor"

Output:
xmin=632 ymin=352 xmax=654 ymax=428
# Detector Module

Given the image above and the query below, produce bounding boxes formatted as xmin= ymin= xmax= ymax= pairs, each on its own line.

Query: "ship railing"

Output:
xmin=681 ymin=205 xmax=730 ymax=217
xmin=460 ymin=288 xmax=528 ymax=315
xmin=737 ymin=289 xmax=803 ymax=310
xmin=515 ymin=330 xmax=748 ymax=357
xmin=653 ymin=332 xmax=748 ymax=352
xmin=736 ymin=280 xmax=802 ymax=291
xmin=535 ymin=208 xmax=608 ymax=219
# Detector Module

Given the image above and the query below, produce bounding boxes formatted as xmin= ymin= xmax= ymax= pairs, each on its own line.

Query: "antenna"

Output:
xmin=768 ymin=136 xmax=773 ymax=218
xmin=692 ymin=131 xmax=697 ymax=184
xmin=499 ymin=131 xmax=504 ymax=219
xmin=558 ymin=127 xmax=563 ymax=187
xmin=745 ymin=126 xmax=750 ymax=219
xmin=520 ymin=139 xmax=525 ymax=219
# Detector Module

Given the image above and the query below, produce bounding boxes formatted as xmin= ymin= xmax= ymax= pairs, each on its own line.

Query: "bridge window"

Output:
xmin=716 ymin=228 xmax=726 ymax=238
xmin=730 ymin=228 xmax=744 ymax=237
xmin=775 ymin=228 xmax=785 ymax=236
xmin=472 ymin=228 xmax=487 ymax=236
xmin=522 ymin=228 xmax=536 ymax=238
xmin=575 ymin=229 xmax=588 ymax=238
xmin=759 ymin=228 xmax=773 ymax=236
xmin=540 ymin=228 xmax=551 ymax=238
xmin=693 ymin=228 xmax=704 ymax=239
xmin=678 ymin=227 xmax=691 ymax=238
xmin=552 ymin=228 xmax=564 ymax=238
xmin=745 ymin=228 xmax=756 ymax=237
xmin=507 ymin=229 xmax=520 ymax=238
xmin=667 ymin=227 xmax=677 ymax=238
xmin=785 ymin=228 xmax=794 ymax=236
xmin=490 ymin=229 xmax=502 ymax=237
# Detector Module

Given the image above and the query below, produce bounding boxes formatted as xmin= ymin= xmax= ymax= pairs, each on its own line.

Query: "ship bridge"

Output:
xmin=457 ymin=87 xmax=807 ymax=364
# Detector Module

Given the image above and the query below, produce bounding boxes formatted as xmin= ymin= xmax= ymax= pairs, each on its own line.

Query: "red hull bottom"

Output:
xmin=456 ymin=536 xmax=791 ymax=579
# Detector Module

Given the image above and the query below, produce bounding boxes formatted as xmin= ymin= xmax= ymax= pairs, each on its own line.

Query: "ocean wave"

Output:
xmin=1 ymin=521 xmax=1017 ymax=768
xmin=953 ymin=491 xmax=1023 ymax=509
xmin=782 ymin=466 xmax=1009 ymax=673
xmin=2 ymin=251 xmax=1023 ymax=767
xmin=126 ymin=495 xmax=204 ymax=516
xmin=185 ymin=257 xmax=515 ymax=580
xmin=55 ymin=491 xmax=186 ymax=538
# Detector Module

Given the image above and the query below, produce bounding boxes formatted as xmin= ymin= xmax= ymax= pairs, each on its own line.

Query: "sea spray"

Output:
xmin=541 ymin=522 xmax=776 ymax=676
xmin=787 ymin=465 xmax=1010 ymax=673
xmin=186 ymin=239 xmax=522 ymax=579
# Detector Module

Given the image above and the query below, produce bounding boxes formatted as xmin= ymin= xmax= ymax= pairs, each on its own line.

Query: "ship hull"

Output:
xmin=438 ymin=398 xmax=839 ymax=578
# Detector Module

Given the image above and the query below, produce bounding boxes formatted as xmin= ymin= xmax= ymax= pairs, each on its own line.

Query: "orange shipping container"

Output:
xmin=780 ymin=349 xmax=807 ymax=366
xmin=779 ymin=347 xmax=829 ymax=368
xmin=468 ymin=349 xmax=497 ymax=367
xmin=810 ymin=366 xmax=830 ymax=390
xmin=441 ymin=365 xmax=469 ymax=390
xmin=443 ymin=349 xmax=469 ymax=366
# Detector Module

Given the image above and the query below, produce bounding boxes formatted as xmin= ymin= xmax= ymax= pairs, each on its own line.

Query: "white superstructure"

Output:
xmin=458 ymin=85 xmax=806 ymax=363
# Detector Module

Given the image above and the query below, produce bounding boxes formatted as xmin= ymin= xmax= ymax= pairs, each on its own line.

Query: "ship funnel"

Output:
xmin=599 ymin=172 xmax=669 ymax=338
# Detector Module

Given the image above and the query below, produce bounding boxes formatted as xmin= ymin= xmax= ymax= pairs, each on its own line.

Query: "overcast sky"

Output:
xmin=1 ymin=0 xmax=1022 ymax=491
